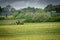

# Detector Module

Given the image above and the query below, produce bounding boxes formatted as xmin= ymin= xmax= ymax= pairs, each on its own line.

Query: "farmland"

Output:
xmin=0 ymin=22 xmax=60 ymax=40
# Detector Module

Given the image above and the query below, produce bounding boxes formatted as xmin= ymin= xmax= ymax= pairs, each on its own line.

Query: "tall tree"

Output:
xmin=0 ymin=6 xmax=2 ymax=15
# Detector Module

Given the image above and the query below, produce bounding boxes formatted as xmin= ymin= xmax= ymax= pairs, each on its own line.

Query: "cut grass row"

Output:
xmin=0 ymin=23 xmax=60 ymax=40
xmin=0 ymin=23 xmax=60 ymax=35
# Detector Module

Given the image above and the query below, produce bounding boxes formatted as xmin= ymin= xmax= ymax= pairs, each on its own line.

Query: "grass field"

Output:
xmin=0 ymin=22 xmax=60 ymax=40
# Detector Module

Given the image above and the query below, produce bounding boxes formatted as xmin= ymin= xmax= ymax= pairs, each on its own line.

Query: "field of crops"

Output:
xmin=0 ymin=22 xmax=60 ymax=40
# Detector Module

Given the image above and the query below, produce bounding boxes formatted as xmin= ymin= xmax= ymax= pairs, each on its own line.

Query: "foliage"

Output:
xmin=45 ymin=4 xmax=60 ymax=13
xmin=47 ymin=16 xmax=60 ymax=22
xmin=0 ymin=5 xmax=60 ymax=22
xmin=0 ymin=16 xmax=5 ymax=20
xmin=0 ymin=6 xmax=4 ymax=15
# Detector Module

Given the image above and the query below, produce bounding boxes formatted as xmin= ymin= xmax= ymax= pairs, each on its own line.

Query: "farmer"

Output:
xmin=16 ymin=20 xmax=24 ymax=25
xmin=16 ymin=20 xmax=20 ymax=25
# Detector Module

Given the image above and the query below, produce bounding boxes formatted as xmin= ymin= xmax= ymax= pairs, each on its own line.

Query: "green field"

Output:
xmin=0 ymin=23 xmax=60 ymax=40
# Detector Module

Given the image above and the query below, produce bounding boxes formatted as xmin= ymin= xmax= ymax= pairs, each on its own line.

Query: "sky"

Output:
xmin=0 ymin=0 xmax=60 ymax=10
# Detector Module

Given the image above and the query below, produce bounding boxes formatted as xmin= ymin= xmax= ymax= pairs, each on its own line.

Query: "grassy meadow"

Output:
xmin=0 ymin=22 xmax=60 ymax=40
xmin=0 ymin=2 xmax=60 ymax=40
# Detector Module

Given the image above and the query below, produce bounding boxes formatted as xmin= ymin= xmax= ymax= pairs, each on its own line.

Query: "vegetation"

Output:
xmin=12 ymin=6 xmax=60 ymax=22
xmin=0 ymin=6 xmax=4 ymax=15
xmin=45 ymin=4 xmax=60 ymax=13
xmin=0 ymin=16 xmax=5 ymax=20
xmin=0 ymin=23 xmax=60 ymax=40
xmin=0 ymin=4 xmax=60 ymax=22
xmin=0 ymin=4 xmax=60 ymax=40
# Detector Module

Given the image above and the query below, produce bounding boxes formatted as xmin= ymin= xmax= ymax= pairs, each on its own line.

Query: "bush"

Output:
xmin=0 ymin=16 xmax=5 ymax=20
xmin=47 ymin=16 xmax=60 ymax=22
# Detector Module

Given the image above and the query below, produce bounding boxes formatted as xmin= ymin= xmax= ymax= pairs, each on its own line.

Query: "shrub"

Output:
xmin=0 ymin=16 xmax=5 ymax=20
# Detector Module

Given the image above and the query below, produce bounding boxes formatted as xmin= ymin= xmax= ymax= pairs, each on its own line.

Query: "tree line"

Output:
xmin=0 ymin=4 xmax=60 ymax=22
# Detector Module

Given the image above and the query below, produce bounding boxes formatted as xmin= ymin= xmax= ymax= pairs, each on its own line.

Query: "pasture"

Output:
xmin=0 ymin=22 xmax=60 ymax=40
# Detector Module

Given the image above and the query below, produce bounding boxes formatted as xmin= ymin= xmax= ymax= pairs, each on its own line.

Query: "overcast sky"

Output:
xmin=0 ymin=0 xmax=60 ymax=10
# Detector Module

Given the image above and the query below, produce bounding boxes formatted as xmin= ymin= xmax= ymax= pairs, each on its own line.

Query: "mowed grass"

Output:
xmin=0 ymin=22 xmax=60 ymax=40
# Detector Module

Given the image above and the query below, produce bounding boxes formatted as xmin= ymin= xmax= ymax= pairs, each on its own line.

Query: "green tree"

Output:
xmin=0 ymin=6 xmax=2 ymax=15
xmin=32 ymin=12 xmax=51 ymax=22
